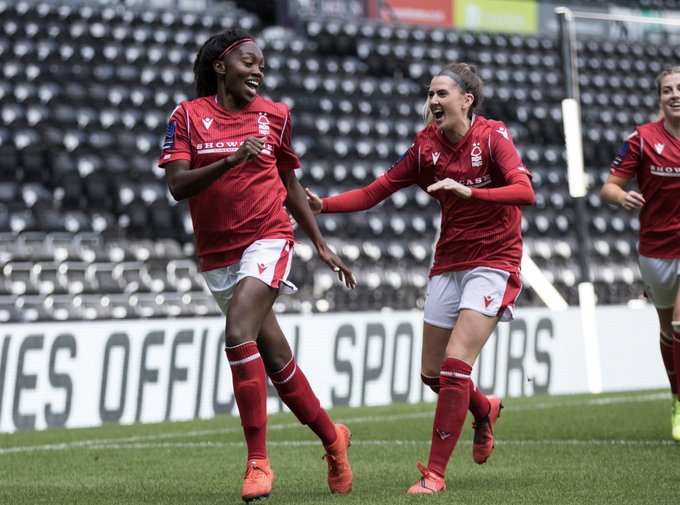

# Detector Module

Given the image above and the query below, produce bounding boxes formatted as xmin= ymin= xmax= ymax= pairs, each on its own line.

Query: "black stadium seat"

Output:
xmin=0 ymin=0 xmax=662 ymax=320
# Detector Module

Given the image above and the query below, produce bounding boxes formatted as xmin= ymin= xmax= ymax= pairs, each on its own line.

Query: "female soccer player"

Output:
xmin=307 ymin=62 xmax=534 ymax=494
xmin=157 ymin=28 xmax=355 ymax=502
xmin=601 ymin=66 xmax=680 ymax=440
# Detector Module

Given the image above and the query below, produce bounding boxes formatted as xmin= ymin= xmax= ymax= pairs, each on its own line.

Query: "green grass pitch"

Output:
xmin=1 ymin=390 xmax=676 ymax=504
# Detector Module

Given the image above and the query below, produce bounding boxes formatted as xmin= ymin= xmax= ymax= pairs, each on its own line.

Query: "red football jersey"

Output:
xmin=158 ymin=95 xmax=299 ymax=271
xmin=610 ymin=119 xmax=680 ymax=258
xmin=323 ymin=116 xmax=530 ymax=276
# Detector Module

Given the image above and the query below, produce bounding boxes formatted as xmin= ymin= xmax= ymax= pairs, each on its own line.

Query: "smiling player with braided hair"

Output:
xmin=158 ymin=28 xmax=355 ymax=502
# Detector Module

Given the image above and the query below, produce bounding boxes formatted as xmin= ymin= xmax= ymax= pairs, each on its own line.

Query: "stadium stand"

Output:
xmin=1 ymin=0 xmax=673 ymax=320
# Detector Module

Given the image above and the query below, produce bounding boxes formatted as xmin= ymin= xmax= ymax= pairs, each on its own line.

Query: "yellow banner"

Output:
xmin=454 ymin=0 xmax=538 ymax=34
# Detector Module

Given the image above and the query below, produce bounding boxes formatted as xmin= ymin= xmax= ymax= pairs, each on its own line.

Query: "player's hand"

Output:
xmin=224 ymin=136 xmax=267 ymax=167
xmin=427 ymin=178 xmax=472 ymax=199
xmin=305 ymin=187 xmax=323 ymax=214
xmin=317 ymin=242 xmax=356 ymax=289
xmin=620 ymin=190 xmax=645 ymax=211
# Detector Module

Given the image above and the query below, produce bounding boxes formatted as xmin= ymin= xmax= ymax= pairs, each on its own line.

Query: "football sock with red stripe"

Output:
xmin=226 ymin=342 xmax=268 ymax=461
xmin=661 ymin=332 xmax=677 ymax=395
xmin=269 ymin=357 xmax=337 ymax=446
xmin=427 ymin=357 xmax=472 ymax=478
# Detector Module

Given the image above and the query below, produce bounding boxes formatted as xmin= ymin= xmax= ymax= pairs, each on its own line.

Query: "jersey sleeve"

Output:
xmin=275 ymin=110 xmax=301 ymax=172
xmin=609 ymin=130 xmax=641 ymax=180
xmin=158 ymin=104 xmax=191 ymax=168
xmin=322 ymin=146 xmax=420 ymax=213
xmin=380 ymin=145 xmax=422 ymax=192
xmin=470 ymin=171 xmax=535 ymax=205
xmin=489 ymin=121 xmax=531 ymax=182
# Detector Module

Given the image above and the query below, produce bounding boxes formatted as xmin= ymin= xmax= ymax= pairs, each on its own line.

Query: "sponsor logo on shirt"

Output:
xmin=196 ymin=141 xmax=272 ymax=156
xmin=258 ymin=113 xmax=270 ymax=136
xmin=650 ymin=165 xmax=680 ymax=177
xmin=202 ymin=117 xmax=214 ymax=130
xmin=471 ymin=142 xmax=482 ymax=168
xmin=162 ymin=121 xmax=176 ymax=151
xmin=459 ymin=174 xmax=492 ymax=187
xmin=654 ymin=143 xmax=664 ymax=154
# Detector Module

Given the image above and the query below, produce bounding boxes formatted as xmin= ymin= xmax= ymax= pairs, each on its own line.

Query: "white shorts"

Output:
xmin=423 ymin=267 xmax=522 ymax=329
xmin=639 ymin=255 xmax=680 ymax=309
xmin=202 ymin=239 xmax=298 ymax=315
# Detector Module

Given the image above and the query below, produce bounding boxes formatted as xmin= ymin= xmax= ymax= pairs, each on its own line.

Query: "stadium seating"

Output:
xmin=1 ymin=0 xmax=671 ymax=320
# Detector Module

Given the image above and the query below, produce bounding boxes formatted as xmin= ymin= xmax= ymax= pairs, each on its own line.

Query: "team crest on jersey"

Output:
xmin=258 ymin=113 xmax=270 ymax=136
xmin=471 ymin=142 xmax=482 ymax=168
xmin=496 ymin=127 xmax=509 ymax=139
xmin=202 ymin=117 xmax=213 ymax=130
xmin=432 ymin=152 xmax=440 ymax=164
xmin=655 ymin=143 xmax=664 ymax=154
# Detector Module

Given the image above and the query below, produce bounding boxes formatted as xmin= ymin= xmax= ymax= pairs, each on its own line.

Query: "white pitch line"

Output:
xmin=2 ymin=438 xmax=675 ymax=455
xmin=0 ymin=392 xmax=668 ymax=456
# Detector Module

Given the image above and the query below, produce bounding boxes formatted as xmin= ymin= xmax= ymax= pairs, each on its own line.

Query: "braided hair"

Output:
xmin=193 ymin=28 xmax=255 ymax=97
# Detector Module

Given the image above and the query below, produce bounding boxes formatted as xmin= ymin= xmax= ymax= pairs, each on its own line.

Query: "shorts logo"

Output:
xmin=257 ymin=263 xmax=267 ymax=274
xmin=484 ymin=295 xmax=494 ymax=307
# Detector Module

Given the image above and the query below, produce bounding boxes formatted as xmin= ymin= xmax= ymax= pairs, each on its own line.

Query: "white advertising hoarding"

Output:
xmin=0 ymin=305 xmax=662 ymax=432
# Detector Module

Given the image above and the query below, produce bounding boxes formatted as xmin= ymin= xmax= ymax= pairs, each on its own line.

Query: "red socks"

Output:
xmin=269 ymin=357 xmax=337 ymax=446
xmin=421 ymin=372 xmax=489 ymax=421
xmin=421 ymin=372 xmax=440 ymax=393
xmin=661 ymin=332 xmax=677 ymax=395
xmin=468 ymin=380 xmax=491 ymax=421
xmin=672 ymin=330 xmax=680 ymax=397
xmin=226 ymin=342 xmax=268 ymax=461
xmin=427 ymin=357 xmax=472 ymax=477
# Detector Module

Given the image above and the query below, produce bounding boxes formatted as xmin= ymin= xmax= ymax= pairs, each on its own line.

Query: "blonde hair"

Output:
xmin=655 ymin=66 xmax=680 ymax=120
xmin=656 ymin=65 xmax=680 ymax=98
